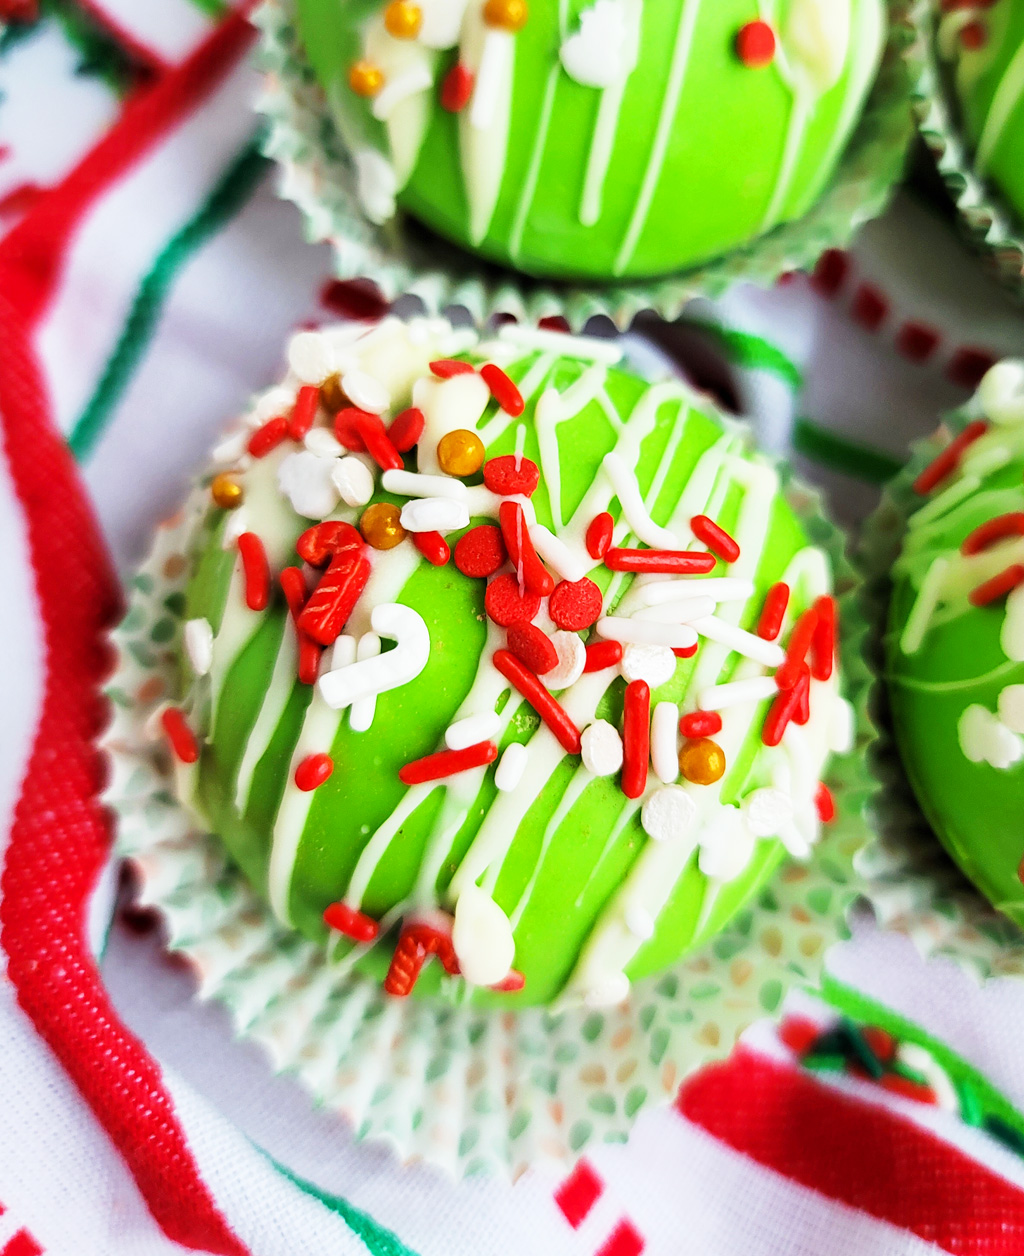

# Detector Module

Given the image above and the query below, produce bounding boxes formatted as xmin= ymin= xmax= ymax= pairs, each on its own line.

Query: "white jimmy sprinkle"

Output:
xmin=651 ymin=702 xmax=680 ymax=784
xmin=184 ymin=618 xmax=214 ymax=677
xmin=332 ymin=456 xmax=375 ymax=508
xmin=581 ymin=719 xmax=623 ymax=776
xmin=470 ymin=28 xmax=511 ymax=131
xmin=640 ymin=786 xmax=696 ymax=843
xmin=452 ymin=885 xmax=515 ymax=987
xmin=633 ymin=577 xmax=754 ymax=609
xmin=691 ymin=616 xmax=785 ymax=668
xmin=620 ymin=643 xmax=676 ymax=688
xmin=494 ymin=742 xmax=528 ymax=792
xmin=698 ymin=676 xmax=779 ymax=712
xmin=602 ymin=452 xmax=679 ymax=549
xmin=221 ymin=507 xmax=249 ymax=550
xmin=371 ymin=63 xmax=434 ymax=123
xmin=529 ymin=524 xmax=588 ymax=583
xmin=211 ymin=431 xmax=249 ymax=465
xmin=318 ymin=604 xmax=430 ymax=709
xmin=446 ymin=711 xmax=502 ymax=751
xmin=349 ymin=634 xmax=382 ymax=733
xmin=383 ymin=469 xmax=469 ymax=501
xmin=624 ymin=904 xmax=655 ymax=941
xmin=330 ymin=634 xmax=357 ymax=671
xmin=545 ymin=631 xmax=586 ymax=690
xmin=597 ymin=616 xmax=697 ymax=650
xmin=399 ymin=497 xmax=470 ymax=533
xmin=635 ymin=596 xmax=717 ymax=625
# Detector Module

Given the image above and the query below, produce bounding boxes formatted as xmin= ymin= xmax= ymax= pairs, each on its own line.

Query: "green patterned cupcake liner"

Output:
xmin=911 ymin=4 xmax=1024 ymax=298
xmin=253 ymin=0 xmax=922 ymax=331
xmin=857 ymin=417 xmax=1024 ymax=981
xmin=102 ymin=449 xmax=876 ymax=1179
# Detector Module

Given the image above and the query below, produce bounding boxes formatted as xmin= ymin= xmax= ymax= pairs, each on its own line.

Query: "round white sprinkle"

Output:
xmin=277 ymin=450 xmax=340 ymax=520
xmin=979 ymin=359 xmax=1024 ymax=426
xmin=698 ymin=808 xmax=755 ymax=881
xmin=399 ymin=497 xmax=470 ymax=534
xmin=287 ymin=331 xmax=336 ymax=384
xmin=584 ymin=971 xmax=630 ymax=1009
xmin=743 ymin=788 xmax=793 ymax=838
xmin=620 ymin=643 xmax=677 ymax=689
xmin=331 ymin=456 xmax=375 ymax=508
xmin=651 ymin=702 xmax=680 ymax=784
xmin=446 ymin=711 xmax=502 ymax=751
xmin=597 ymin=616 xmax=697 ymax=650
xmin=304 ymin=427 xmax=343 ymax=457
xmin=253 ymin=385 xmax=297 ymax=424
xmin=495 ymin=742 xmax=528 ymax=792
xmin=528 ymin=524 xmax=588 ymax=583
xmin=211 ymin=431 xmax=249 ymax=465
xmin=640 ymin=786 xmax=697 ymax=843
xmin=183 ymin=618 xmax=213 ymax=676
xmin=625 ymin=904 xmax=655 ymax=941
xmin=382 ymin=469 xmax=468 ymax=501
xmin=452 ymin=885 xmax=516 ymax=987
xmin=698 ymin=676 xmax=779 ymax=712
xmin=341 ymin=368 xmax=390 ymax=415
xmin=581 ymin=719 xmax=624 ymax=776
xmin=545 ymin=631 xmax=586 ymax=690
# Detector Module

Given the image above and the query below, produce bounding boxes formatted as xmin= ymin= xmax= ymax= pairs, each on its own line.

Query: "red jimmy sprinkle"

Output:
xmin=399 ymin=741 xmax=498 ymax=785
xmin=757 ymin=582 xmax=790 ymax=641
xmin=586 ymin=512 xmax=614 ymax=560
xmin=912 ymin=420 xmax=988 ymax=495
xmin=247 ymin=416 xmax=289 ymax=459
xmin=161 ymin=707 xmax=199 ymax=764
xmin=493 ymin=649 xmax=582 ymax=755
xmin=287 ymin=385 xmax=319 ymax=441
xmin=294 ymin=753 xmax=334 ymax=791
xmin=388 ymin=406 xmax=425 ymax=452
xmin=430 ymin=358 xmax=475 ymax=379
xmin=413 ymin=531 xmax=450 ymax=566
xmin=323 ymin=901 xmax=379 ymax=944
xmin=480 ymin=363 xmax=525 ymax=416
xmin=690 ymin=514 xmax=740 ymax=563
xmin=621 ymin=680 xmax=651 ymax=799
xmin=605 ymin=548 xmax=717 ymax=575
xmin=237 ymin=532 xmax=270 ymax=611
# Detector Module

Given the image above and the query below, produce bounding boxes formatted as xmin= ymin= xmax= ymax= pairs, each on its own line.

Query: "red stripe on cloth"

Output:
xmin=0 ymin=14 xmax=255 ymax=1256
xmin=1 ymin=1231 xmax=43 ymax=1256
xmin=596 ymin=1220 xmax=644 ymax=1256
xmin=678 ymin=1047 xmax=1024 ymax=1255
xmin=554 ymin=1160 xmax=604 ymax=1229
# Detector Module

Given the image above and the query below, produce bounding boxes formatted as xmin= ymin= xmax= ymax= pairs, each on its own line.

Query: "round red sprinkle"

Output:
xmin=388 ymin=406 xmax=425 ymax=452
xmin=454 ymin=525 xmax=506 ymax=578
xmin=586 ymin=512 xmax=614 ymax=560
xmin=673 ymin=643 xmax=699 ymax=659
xmin=482 ymin=454 xmax=540 ymax=497
xmin=960 ymin=19 xmax=988 ymax=50
xmin=815 ymin=782 xmax=836 ymax=824
xmin=323 ymin=901 xmax=379 ymax=943
xmin=679 ymin=710 xmax=722 ymax=739
xmin=507 ymin=620 xmax=558 ymax=675
xmin=333 ymin=406 xmax=372 ymax=452
xmin=294 ymin=752 xmax=334 ymax=791
xmin=247 ymin=415 xmax=289 ymax=459
xmin=548 ymin=578 xmax=603 ymax=631
xmin=480 ymin=363 xmax=525 ymax=416
xmin=440 ymin=62 xmax=474 ymax=112
xmin=736 ymin=19 xmax=776 ymax=67
xmin=430 ymin=358 xmax=476 ymax=379
xmin=485 ymin=573 xmax=542 ymax=627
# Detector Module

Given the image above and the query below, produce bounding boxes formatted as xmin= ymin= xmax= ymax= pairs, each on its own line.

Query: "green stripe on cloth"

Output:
xmin=68 ymin=134 xmax=268 ymax=461
xmin=258 ymin=1151 xmax=421 ymax=1256
xmin=684 ymin=319 xmax=804 ymax=392
xmin=792 ymin=417 xmax=902 ymax=485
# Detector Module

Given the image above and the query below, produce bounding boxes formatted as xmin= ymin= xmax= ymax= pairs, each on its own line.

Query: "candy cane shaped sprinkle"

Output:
xmin=634 ymin=577 xmax=754 ymax=608
xmin=184 ymin=618 xmax=213 ymax=676
xmin=691 ymin=615 xmax=785 ymax=668
xmin=962 ymin=512 xmax=1024 ymax=555
xmin=247 ymin=416 xmax=289 ymax=459
xmin=298 ymin=553 xmax=371 ymax=646
xmin=913 ymin=420 xmax=988 ymax=495
xmin=483 ymin=454 xmax=540 ymax=497
xmin=584 ymin=640 xmax=623 ymax=672
xmin=581 ymin=720 xmax=624 ymax=776
xmin=586 ymin=512 xmax=614 ymax=560
xmin=280 ymin=566 xmax=322 ymax=684
xmin=815 ymin=782 xmax=836 ymax=824
xmin=287 ymin=384 xmax=320 ymax=441
xmin=679 ymin=710 xmax=723 ymax=739
xmin=499 ymin=501 xmax=554 ymax=595
xmin=970 ymin=564 xmax=1024 ymax=607
xmin=621 ymin=680 xmax=651 ymax=799
xmin=598 ymin=616 xmax=697 ymax=650
xmin=388 ymin=406 xmax=425 ymax=452
xmin=492 ymin=649 xmax=582 ymax=754
xmin=354 ymin=411 xmax=403 ymax=471
xmin=319 ymin=603 xmax=431 ymax=709
xmin=652 ymin=702 xmax=680 ymax=784
xmin=382 ymin=469 xmax=469 ymax=500
xmin=413 ymin=531 xmax=451 ymax=566
xmin=810 ymin=596 xmax=837 ymax=682
xmin=757 ymin=582 xmax=790 ymax=641
xmin=294 ymin=752 xmax=334 ymax=791
xmin=604 ymin=548 xmax=717 ymax=575
xmin=399 ymin=740 xmax=498 ymax=784
xmin=446 ymin=711 xmax=503 ymax=751
xmin=430 ymin=358 xmax=476 ymax=378
xmin=400 ymin=497 xmax=470 ymax=534
xmin=384 ymin=918 xmax=460 ymax=996
xmin=603 ymin=453 xmax=679 ymax=549
xmin=762 ymin=665 xmax=810 ymax=746
xmin=350 ymin=633 xmax=383 ymax=733
xmin=690 ymin=514 xmax=740 ymax=563
xmin=507 ymin=620 xmax=558 ymax=674
xmin=237 ymin=532 xmax=271 ymax=611
xmin=323 ymin=901 xmax=379 ymax=943
xmin=776 ymin=608 xmax=820 ymax=690
xmin=480 ymin=363 xmax=525 ymax=415
xmin=161 ymin=707 xmax=199 ymax=764
xmin=529 ymin=524 xmax=588 ymax=583
xmin=297 ymin=520 xmax=364 ymax=566
xmin=698 ymin=676 xmax=779 ymax=712
xmin=494 ymin=742 xmax=528 ymax=791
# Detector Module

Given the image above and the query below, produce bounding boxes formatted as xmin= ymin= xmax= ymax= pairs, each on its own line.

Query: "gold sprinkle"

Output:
xmin=384 ymin=0 xmax=422 ymax=38
xmin=349 ymin=60 xmax=384 ymax=97
xmin=678 ymin=737 xmax=726 ymax=786
xmin=211 ymin=473 xmax=243 ymax=510
xmin=483 ymin=0 xmax=528 ymax=31
xmin=360 ymin=501 xmax=406 ymax=550
xmin=437 ymin=428 xmax=485 ymax=477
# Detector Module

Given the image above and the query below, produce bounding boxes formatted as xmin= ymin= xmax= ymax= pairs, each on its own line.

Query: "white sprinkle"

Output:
xmin=602 ymin=452 xmax=679 ymax=549
xmin=633 ymin=577 xmax=754 ymax=608
xmin=287 ymin=330 xmax=336 ymax=384
xmin=999 ymin=685 xmax=1024 ymax=734
xmin=651 ymin=702 xmax=679 ymax=784
xmin=330 ymin=634 xmax=357 ymax=671
xmin=211 ymin=431 xmax=249 ymax=465
xmin=545 ymin=631 xmax=586 ymax=690
xmin=597 ymin=616 xmax=697 ymax=650
xmin=979 ymin=359 xmax=1024 ymax=426
xmin=900 ymin=555 xmax=950 ymax=655
xmin=829 ymin=696 xmax=856 ymax=754
xmin=959 ymin=703 xmax=1024 ymax=769
xmin=353 ymin=146 xmax=397 ymax=224
xmin=331 ymin=456 xmax=375 ymax=507
xmin=625 ymin=904 xmax=655 ymax=941
xmin=304 ymin=428 xmax=343 ymax=457
xmin=743 ymin=788 xmax=793 ymax=838
xmin=495 ymin=742 xmax=528 ymax=792
xmin=620 ymin=643 xmax=677 ymax=689
xmin=691 ymin=616 xmax=785 ymax=668
xmin=581 ymin=719 xmax=624 ymax=776
xmin=1002 ymin=582 xmax=1024 ymax=662
xmin=349 ymin=634 xmax=381 ymax=733
xmin=560 ymin=0 xmax=632 ymax=88
xmin=641 ymin=786 xmax=697 ymax=843
xmin=636 ymin=596 xmax=717 ymax=625
xmin=446 ymin=711 xmax=502 ymax=751
xmin=698 ymin=807 xmax=755 ymax=882
xmin=341 ymin=368 xmax=390 ymax=415
xmin=184 ymin=618 xmax=213 ymax=676
xmin=452 ymin=885 xmax=515 ymax=987
xmin=253 ymin=385 xmax=297 ymax=424
xmin=584 ymin=972 xmax=630 ymax=1008
xmin=470 ymin=29 xmax=512 ymax=130
xmin=277 ymin=450 xmax=340 ymax=520
xmin=529 ymin=525 xmax=588 ymax=583
xmin=370 ymin=63 xmax=434 ymax=122
xmin=698 ymin=676 xmax=779 ymax=712
xmin=498 ymin=321 xmax=623 ymax=364
xmin=221 ymin=508 xmax=249 ymax=550
xmin=383 ymin=469 xmax=469 ymax=501
xmin=318 ymin=604 xmax=430 ymax=710
xmin=399 ymin=497 xmax=470 ymax=533
xmin=962 ymin=443 xmax=1010 ymax=479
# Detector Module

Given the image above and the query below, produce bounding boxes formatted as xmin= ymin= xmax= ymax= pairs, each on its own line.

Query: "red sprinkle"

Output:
xmin=486 ymin=573 xmax=543 ymax=627
xmin=483 ymin=454 xmax=540 ymax=497
xmin=757 ymin=582 xmax=790 ymax=641
xmin=815 ymin=782 xmax=836 ymax=824
xmin=621 ymin=680 xmax=651 ymax=800
xmin=795 ymin=671 xmax=811 ymax=725
xmin=690 ymin=514 xmax=740 ymax=563
xmin=810 ymin=596 xmax=837 ymax=682
xmin=775 ymin=608 xmax=820 ymax=690
xmin=493 ymin=649 xmax=582 ymax=755
xmin=548 ymin=578 xmax=603 ymax=631
xmin=287 ymin=384 xmax=319 ymax=441
xmin=679 ymin=710 xmax=722 ymax=739
xmin=384 ymin=920 xmax=459 ymax=996
xmin=413 ymin=531 xmax=451 ymax=566
xmin=161 ymin=707 xmax=199 ymax=764
xmin=280 ymin=566 xmax=323 ymax=684
xmin=440 ymin=61 xmax=474 ymax=112
xmin=969 ymin=563 xmax=1024 ymax=607
xmin=584 ymin=640 xmax=623 ymax=672
xmin=297 ymin=520 xmax=364 ymax=567
xmin=333 ymin=406 xmax=372 ymax=452
xmin=354 ymin=410 xmax=403 ymax=471
xmin=736 ymin=18 xmax=776 ymax=66
xmin=507 ymin=620 xmax=558 ymax=675
xmin=430 ymin=358 xmax=475 ymax=379
xmin=489 ymin=969 xmax=526 ymax=993
xmin=388 ymin=406 xmax=425 ymax=452
xmin=879 ymin=1073 xmax=937 ymax=1105
xmin=962 ymin=511 xmax=1024 ymax=555
xmin=913 ymin=420 xmax=988 ymax=495
xmin=762 ymin=665 xmax=810 ymax=746
xmin=247 ymin=415 xmax=289 ymax=459
xmin=294 ymin=752 xmax=334 ymax=791
xmin=499 ymin=501 xmax=554 ymax=596
xmin=399 ymin=740 xmax=498 ymax=785
xmin=673 ymin=643 xmax=699 ymax=659
xmin=480 ymin=363 xmax=525 ymax=416
xmin=960 ymin=18 xmax=988 ymax=51
xmin=604 ymin=548 xmax=717 ymax=575
xmin=323 ymin=901 xmax=379 ymax=944
xmin=237 ymin=532 xmax=271 ymax=611
xmin=454 ymin=525 xmax=507 ymax=578
xmin=586 ymin=512 xmax=614 ymax=560
xmin=298 ymin=553 xmax=371 ymax=645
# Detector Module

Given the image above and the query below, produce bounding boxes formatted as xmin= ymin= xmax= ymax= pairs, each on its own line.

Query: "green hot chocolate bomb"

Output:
xmin=174 ymin=317 xmax=849 ymax=1008
xmin=295 ymin=0 xmax=886 ymax=281
xmin=887 ymin=360 xmax=1024 ymax=928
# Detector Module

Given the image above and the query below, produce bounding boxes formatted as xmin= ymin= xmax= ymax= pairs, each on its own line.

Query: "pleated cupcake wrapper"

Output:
xmin=910 ymin=7 xmax=1024 ymax=299
xmin=856 ymin=420 xmax=1024 ymax=981
xmin=103 ymin=459 xmax=876 ymax=1180
xmin=253 ymin=0 xmax=923 ymax=331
